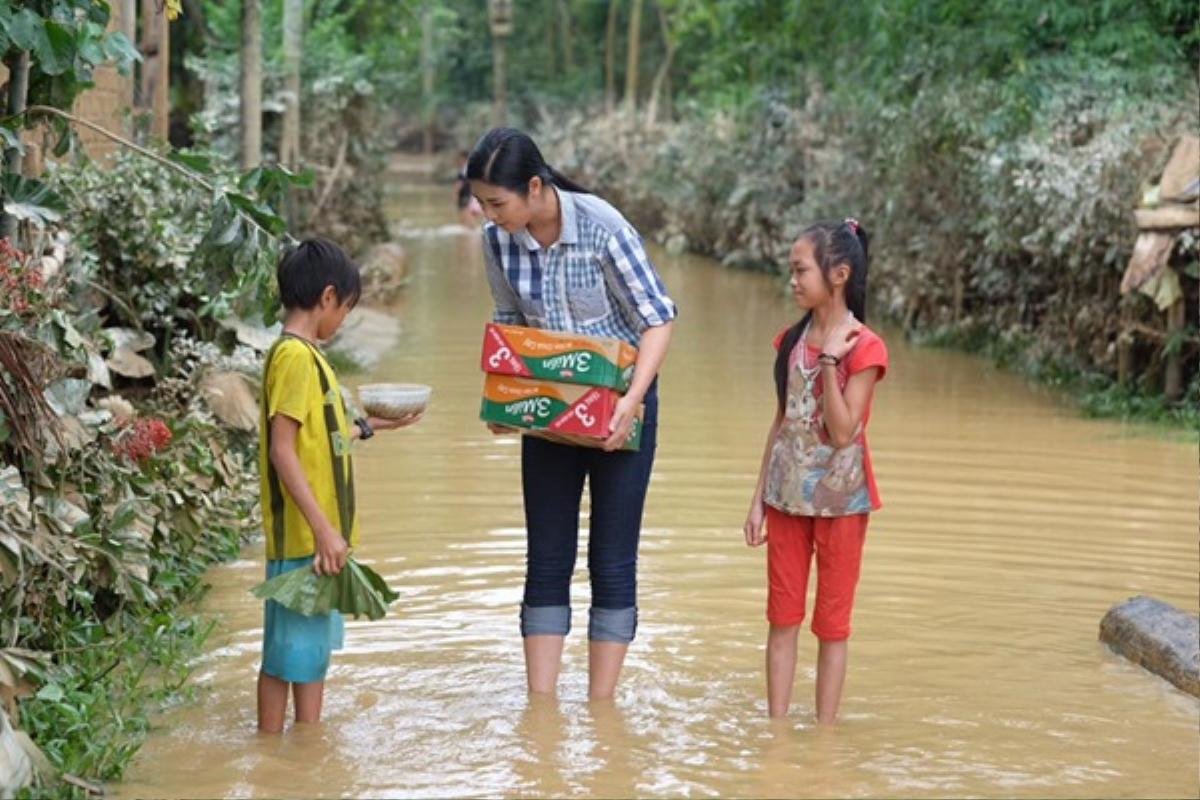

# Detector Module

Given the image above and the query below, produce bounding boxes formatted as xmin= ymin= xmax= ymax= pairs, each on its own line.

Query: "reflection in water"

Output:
xmin=583 ymin=700 xmax=639 ymax=797
xmin=116 ymin=175 xmax=1199 ymax=799
xmin=513 ymin=695 xmax=570 ymax=797
xmin=755 ymin=721 xmax=840 ymax=799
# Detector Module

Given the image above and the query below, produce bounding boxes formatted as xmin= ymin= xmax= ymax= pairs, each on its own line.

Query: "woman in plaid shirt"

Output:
xmin=467 ymin=127 xmax=678 ymax=700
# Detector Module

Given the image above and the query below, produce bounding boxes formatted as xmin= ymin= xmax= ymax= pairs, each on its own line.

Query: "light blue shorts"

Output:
xmin=261 ymin=556 xmax=344 ymax=684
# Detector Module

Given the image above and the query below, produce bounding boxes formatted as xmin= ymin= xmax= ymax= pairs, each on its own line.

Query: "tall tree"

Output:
xmin=239 ymin=0 xmax=262 ymax=169
xmin=492 ymin=36 xmax=508 ymax=125
xmin=645 ymin=3 xmax=675 ymax=127
xmin=604 ymin=0 xmax=619 ymax=114
xmin=280 ymin=0 xmax=304 ymax=168
xmin=140 ymin=0 xmax=170 ymax=140
xmin=624 ymin=0 xmax=642 ymax=117
xmin=488 ymin=0 xmax=511 ymax=126
xmin=0 ymin=51 xmax=30 ymax=241
xmin=543 ymin=0 xmax=557 ymax=74
xmin=120 ymin=0 xmax=136 ymax=42
xmin=558 ymin=0 xmax=574 ymax=75
xmin=420 ymin=2 xmax=436 ymax=154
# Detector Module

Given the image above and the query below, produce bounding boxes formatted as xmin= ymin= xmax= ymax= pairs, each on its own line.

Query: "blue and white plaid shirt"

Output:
xmin=481 ymin=190 xmax=678 ymax=346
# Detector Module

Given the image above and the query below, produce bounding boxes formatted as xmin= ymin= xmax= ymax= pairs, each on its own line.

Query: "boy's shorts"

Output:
xmin=261 ymin=556 xmax=344 ymax=684
xmin=765 ymin=507 xmax=868 ymax=640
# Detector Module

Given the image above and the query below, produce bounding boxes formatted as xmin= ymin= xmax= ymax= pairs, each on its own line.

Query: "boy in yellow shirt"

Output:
xmin=257 ymin=238 xmax=421 ymax=733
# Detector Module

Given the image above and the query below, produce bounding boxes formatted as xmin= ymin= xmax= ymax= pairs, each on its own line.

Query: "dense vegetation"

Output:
xmin=0 ymin=1 xmax=1195 ymax=796
xmin=412 ymin=0 xmax=1200 ymax=421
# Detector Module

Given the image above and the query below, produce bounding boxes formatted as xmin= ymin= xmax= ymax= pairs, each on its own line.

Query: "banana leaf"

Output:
xmin=250 ymin=558 xmax=399 ymax=620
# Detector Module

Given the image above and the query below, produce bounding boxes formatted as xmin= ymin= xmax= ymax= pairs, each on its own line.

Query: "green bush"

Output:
xmin=49 ymin=152 xmax=280 ymax=351
xmin=537 ymin=65 xmax=1198 ymax=422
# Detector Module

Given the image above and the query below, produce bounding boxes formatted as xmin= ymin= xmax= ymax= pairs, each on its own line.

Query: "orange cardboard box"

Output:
xmin=479 ymin=373 xmax=642 ymax=451
xmin=481 ymin=323 xmax=637 ymax=392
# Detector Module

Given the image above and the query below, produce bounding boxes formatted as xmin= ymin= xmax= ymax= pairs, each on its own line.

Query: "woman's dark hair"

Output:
xmin=277 ymin=238 xmax=361 ymax=311
xmin=465 ymin=127 xmax=590 ymax=195
xmin=773 ymin=219 xmax=871 ymax=411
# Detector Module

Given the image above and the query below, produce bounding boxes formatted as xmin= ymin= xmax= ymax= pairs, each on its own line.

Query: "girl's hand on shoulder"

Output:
xmin=822 ymin=315 xmax=863 ymax=360
xmin=744 ymin=499 xmax=767 ymax=547
xmin=370 ymin=412 xmax=423 ymax=431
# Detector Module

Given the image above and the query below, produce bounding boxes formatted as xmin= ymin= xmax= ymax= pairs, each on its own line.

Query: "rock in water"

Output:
xmin=327 ymin=307 xmax=402 ymax=371
xmin=359 ymin=242 xmax=408 ymax=301
xmin=200 ymin=371 xmax=260 ymax=432
xmin=1100 ymin=596 xmax=1199 ymax=697
xmin=664 ymin=232 xmax=689 ymax=256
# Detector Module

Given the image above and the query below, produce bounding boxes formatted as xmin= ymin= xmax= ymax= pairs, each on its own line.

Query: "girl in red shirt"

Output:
xmin=744 ymin=218 xmax=888 ymax=722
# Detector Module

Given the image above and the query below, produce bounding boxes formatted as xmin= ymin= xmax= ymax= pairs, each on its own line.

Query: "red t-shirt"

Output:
xmin=766 ymin=323 xmax=888 ymax=515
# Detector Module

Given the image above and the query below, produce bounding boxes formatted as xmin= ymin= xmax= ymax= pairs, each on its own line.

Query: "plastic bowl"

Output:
xmin=358 ymin=383 xmax=432 ymax=419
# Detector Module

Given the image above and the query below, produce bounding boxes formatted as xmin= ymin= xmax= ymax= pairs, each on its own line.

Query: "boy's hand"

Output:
xmin=312 ymin=527 xmax=348 ymax=576
xmin=744 ymin=498 xmax=767 ymax=547
xmin=368 ymin=412 xmax=422 ymax=431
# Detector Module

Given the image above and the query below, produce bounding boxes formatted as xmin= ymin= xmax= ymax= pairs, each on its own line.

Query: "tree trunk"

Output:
xmin=952 ymin=262 xmax=963 ymax=323
xmin=624 ymin=0 xmax=643 ymax=119
xmin=182 ymin=0 xmax=209 ymax=37
xmin=644 ymin=3 xmax=674 ymax=128
xmin=136 ymin=0 xmax=150 ymax=109
xmin=558 ymin=0 xmax=574 ymax=75
xmin=492 ymin=36 xmax=508 ymax=126
xmin=663 ymin=64 xmax=672 ymax=121
xmin=120 ymin=0 xmax=137 ymax=43
xmin=543 ymin=0 xmax=557 ymax=75
xmin=1164 ymin=298 xmax=1185 ymax=400
xmin=1117 ymin=329 xmax=1133 ymax=387
xmin=239 ymin=0 xmax=263 ymax=170
xmin=604 ymin=0 xmax=619 ymax=114
xmin=421 ymin=2 xmax=436 ymax=155
xmin=280 ymin=0 xmax=304 ymax=169
xmin=140 ymin=0 xmax=170 ymax=141
xmin=2 ymin=53 xmax=29 ymax=176
xmin=0 ymin=51 xmax=31 ymax=241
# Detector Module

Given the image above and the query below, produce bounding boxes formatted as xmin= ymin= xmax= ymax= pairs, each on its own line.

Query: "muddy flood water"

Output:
xmin=117 ymin=174 xmax=1199 ymax=799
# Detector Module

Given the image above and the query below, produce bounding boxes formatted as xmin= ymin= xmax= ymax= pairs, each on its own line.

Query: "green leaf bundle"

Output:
xmin=251 ymin=558 xmax=398 ymax=621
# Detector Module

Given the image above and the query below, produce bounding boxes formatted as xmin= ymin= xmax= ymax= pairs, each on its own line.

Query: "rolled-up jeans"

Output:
xmin=519 ymin=383 xmax=658 ymax=644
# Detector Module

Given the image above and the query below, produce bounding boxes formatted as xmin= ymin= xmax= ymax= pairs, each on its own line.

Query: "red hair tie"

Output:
xmin=844 ymin=217 xmax=860 ymax=234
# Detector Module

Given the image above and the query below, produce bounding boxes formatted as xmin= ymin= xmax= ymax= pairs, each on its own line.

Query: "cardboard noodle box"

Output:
xmin=479 ymin=373 xmax=643 ymax=452
xmin=481 ymin=323 xmax=637 ymax=392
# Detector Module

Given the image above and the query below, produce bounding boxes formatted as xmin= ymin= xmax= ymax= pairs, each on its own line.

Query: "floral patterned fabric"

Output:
xmin=764 ymin=325 xmax=888 ymax=517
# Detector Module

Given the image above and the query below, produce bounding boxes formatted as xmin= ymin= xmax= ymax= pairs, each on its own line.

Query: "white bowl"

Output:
xmin=358 ymin=383 xmax=432 ymax=419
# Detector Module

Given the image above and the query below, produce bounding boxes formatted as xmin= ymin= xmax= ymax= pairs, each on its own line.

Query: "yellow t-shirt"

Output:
xmin=258 ymin=336 xmax=359 ymax=559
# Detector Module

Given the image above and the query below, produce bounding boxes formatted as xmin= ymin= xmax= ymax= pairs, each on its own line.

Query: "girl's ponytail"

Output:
xmin=774 ymin=315 xmax=811 ymax=413
xmin=844 ymin=218 xmax=869 ymax=324
xmin=545 ymin=165 xmax=591 ymax=195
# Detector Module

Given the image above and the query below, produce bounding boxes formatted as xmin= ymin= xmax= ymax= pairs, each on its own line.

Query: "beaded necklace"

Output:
xmin=795 ymin=311 xmax=855 ymax=383
xmin=795 ymin=323 xmax=820 ymax=385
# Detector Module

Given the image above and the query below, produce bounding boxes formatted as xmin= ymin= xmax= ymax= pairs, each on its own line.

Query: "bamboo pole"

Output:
xmin=421 ymin=2 xmax=436 ymax=155
xmin=624 ymin=0 xmax=643 ymax=118
xmin=1164 ymin=297 xmax=1185 ymax=400
xmin=0 ymin=51 xmax=30 ymax=241
xmin=240 ymin=0 xmax=263 ymax=169
xmin=604 ymin=0 xmax=619 ymax=115
xmin=280 ymin=0 xmax=303 ymax=169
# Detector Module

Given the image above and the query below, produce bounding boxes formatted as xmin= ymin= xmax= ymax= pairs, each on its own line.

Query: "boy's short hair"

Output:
xmin=277 ymin=238 xmax=362 ymax=311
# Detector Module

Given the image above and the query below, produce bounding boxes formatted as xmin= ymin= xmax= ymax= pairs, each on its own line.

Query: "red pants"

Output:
xmin=766 ymin=506 xmax=868 ymax=640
